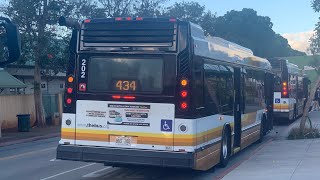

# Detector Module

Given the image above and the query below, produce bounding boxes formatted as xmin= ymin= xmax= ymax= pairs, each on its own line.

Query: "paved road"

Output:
xmin=0 ymin=134 xmax=274 ymax=180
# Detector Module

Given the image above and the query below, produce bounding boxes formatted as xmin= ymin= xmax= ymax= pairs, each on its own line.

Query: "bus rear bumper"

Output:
xmin=56 ymin=145 xmax=194 ymax=169
xmin=273 ymin=112 xmax=289 ymax=118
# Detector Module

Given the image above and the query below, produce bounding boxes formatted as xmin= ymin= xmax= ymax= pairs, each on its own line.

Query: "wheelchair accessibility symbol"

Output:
xmin=161 ymin=119 xmax=172 ymax=132
xmin=275 ymin=98 xmax=280 ymax=103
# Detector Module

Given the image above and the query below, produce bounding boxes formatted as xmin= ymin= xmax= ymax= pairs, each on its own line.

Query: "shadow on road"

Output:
xmin=95 ymin=166 xmax=212 ymax=180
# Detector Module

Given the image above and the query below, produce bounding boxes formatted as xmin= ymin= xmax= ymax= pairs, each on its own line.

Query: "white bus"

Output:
xmin=57 ymin=17 xmax=274 ymax=171
xmin=268 ymin=58 xmax=309 ymax=122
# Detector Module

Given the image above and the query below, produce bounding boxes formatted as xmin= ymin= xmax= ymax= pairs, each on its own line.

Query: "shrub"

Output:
xmin=288 ymin=127 xmax=320 ymax=140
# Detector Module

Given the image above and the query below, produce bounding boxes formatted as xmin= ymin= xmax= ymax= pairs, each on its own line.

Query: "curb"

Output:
xmin=215 ymin=137 xmax=274 ymax=180
xmin=0 ymin=133 xmax=60 ymax=147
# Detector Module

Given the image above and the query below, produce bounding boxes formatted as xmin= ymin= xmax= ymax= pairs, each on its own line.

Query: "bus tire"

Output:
xmin=258 ymin=116 xmax=266 ymax=143
xmin=219 ymin=126 xmax=231 ymax=168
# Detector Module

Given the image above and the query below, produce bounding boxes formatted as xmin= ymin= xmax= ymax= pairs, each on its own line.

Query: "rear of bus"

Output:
xmin=57 ymin=18 xmax=196 ymax=169
xmin=268 ymin=58 xmax=291 ymax=118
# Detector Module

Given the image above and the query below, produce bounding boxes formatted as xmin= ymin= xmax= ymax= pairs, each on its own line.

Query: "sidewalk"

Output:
xmin=0 ymin=126 xmax=60 ymax=147
xmin=222 ymin=111 xmax=320 ymax=180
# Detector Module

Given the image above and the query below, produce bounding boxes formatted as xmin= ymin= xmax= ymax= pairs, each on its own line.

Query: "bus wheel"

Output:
xmin=258 ymin=116 xmax=265 ymax=143
xmin=219 ymin=127 xmax=230 ymax=167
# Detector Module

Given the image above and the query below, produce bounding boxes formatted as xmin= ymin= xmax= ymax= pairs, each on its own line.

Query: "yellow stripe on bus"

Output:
xmin=61 ymin=116 xmax=258 ymax=147
xmin=274 ymin=104 xmax=289 ymax=109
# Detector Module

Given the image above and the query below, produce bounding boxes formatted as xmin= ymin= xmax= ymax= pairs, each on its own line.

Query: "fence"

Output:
xmin=0 ymin=94 xmax=35 ymax=130
xmin=42 ymin=93 xmax=63 ymax=125
xmin=0 ymin=93 xmax=63 ymax=130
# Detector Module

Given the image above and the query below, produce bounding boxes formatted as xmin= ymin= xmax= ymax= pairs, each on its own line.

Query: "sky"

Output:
xmin=172 ymin=0 xmax=319 ymax=53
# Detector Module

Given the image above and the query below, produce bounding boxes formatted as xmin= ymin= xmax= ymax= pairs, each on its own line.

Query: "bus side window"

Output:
xmin=204 ymin=63 xmax=221 ymax=115
xmin=244 ymin=69 xmax=265 ymax=113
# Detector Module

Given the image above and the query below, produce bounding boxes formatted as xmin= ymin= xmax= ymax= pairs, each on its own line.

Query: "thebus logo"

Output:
xmin=81 ymin=59 xmax=86 ymax=78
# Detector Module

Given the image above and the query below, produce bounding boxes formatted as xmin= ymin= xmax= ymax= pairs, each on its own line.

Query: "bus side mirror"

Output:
xmin=0 ymin=20 xmax=21 ymax=66
xmin=59 ymin=16 xmax=80 ymax=30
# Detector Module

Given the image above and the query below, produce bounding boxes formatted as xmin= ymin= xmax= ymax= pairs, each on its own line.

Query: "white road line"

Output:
xmin=82 ymin=167 xmax=112 ymax=178
xmin=0 ymin=147 xmax=56 ymax=161
xmin=49 ymin=158 xmax=60 ymax=162
xmin=40 ymin=163 xmax=96 ymax=180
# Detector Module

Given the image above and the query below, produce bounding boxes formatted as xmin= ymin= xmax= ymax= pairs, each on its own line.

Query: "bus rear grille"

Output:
xmin=81 ymin=21 xmax=176 ymax=48
xmin=178 ymin=49 xmax=190 ymax=76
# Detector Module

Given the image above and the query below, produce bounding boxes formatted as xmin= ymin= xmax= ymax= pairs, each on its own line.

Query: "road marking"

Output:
xmin=49 ymin=158 xmax=60 ymax=162
xmin=40 ymin=163 xmax=96 ymax=180
xmin=0 ymin=147 xmax=56 ymax=161
xmin=82 ymin=167 xmax=112 ymax=177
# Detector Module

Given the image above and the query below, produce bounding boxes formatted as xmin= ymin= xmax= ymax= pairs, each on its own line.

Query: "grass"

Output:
xmin=288 ymin=127 xmax=320 ymax=140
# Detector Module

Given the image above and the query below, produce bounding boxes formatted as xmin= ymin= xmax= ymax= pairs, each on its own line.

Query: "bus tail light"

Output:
xmin=112 ymin=95 xmax=121 ymax=99
xmin=112 ymin=95 xmax=136 ymax=100
xmin=67 ymin=76 xmax=74 ymax=83
xmin=67 ymin=88 xmax=73 ymax=94
xmin=178 ymin=77 xmax=190 ymax=111
xmin=66 ymin=98 xmax=72 ymax=104
xmin=282 ymin=81 xmax=288 ymax=98
xmin=181 ymin=78 xmax=188 ymax=87
xmin=180 ymin=102 xmax=188 ymax=110
xmin=65 ymin=75 xmax=75 ymax=106
xmin=123 ymin=96 xmax=136 ymax=100
xmin=136 ymin=17 xmax=143 ymax=21
xmin=180 ymin=90 xmax=188 ymax=98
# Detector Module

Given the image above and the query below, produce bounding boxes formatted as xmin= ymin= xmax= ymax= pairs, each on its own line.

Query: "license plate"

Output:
xmin=110 ymin=135 xmax=137 ymax=146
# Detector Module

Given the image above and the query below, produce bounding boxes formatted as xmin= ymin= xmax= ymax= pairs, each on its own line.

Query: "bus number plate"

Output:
xmin=110 ymin=135 xmax=137 ymax=146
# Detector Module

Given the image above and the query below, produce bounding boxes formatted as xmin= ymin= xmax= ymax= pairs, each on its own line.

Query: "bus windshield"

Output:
xmin=87 ymin=57 xmax=164 ymax=93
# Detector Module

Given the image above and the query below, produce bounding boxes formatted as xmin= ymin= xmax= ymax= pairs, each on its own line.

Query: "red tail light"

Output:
xmin=112 ymin=95 xmax=121 ymax=99
xmin=84 ymin=19 xmax=91 ymax=23
xmin=66 ymin=98 xmax=72 ymax=104
xmin=67 ymin=88 xmax=73 ymax=94
xmin=180 ymin=102 xmax=188 ymax=110
xmin=126 ymin=17 xmax=132 ymax=21
xmin=136 ymin=17 xmax=143 ymax=21
xmin=112 ymin=95 xmax=136 ymax=100
xmin=123 ymin=96 xmax=136 ymax=100
xmin=180 ymin=91 xmax=188 ymax=98
xmin=115 ymin=17 xmax=122 ymax=21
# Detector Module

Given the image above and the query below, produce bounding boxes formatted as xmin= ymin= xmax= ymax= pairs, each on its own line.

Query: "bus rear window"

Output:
xmin=87 ymin=57 xmax=163 ymax=93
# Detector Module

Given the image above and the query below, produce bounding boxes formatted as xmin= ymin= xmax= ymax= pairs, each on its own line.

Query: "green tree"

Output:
xmin=97 ymin=0 xmax=134 ymax=17
xmin=4 ymin=0 xmax=95 ymax=127
xmin=134 ymin=0 xmax=167 ymax=17
xmin=94 ymin=0 xmax=167 ymax=17
xmin=164 ymin=1 xmax=216 ymax=34
xmin=213 ymin=8 xmax=304 ymax=58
